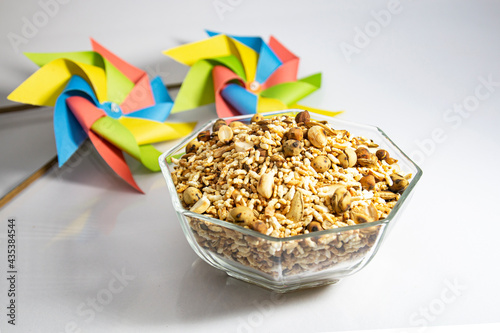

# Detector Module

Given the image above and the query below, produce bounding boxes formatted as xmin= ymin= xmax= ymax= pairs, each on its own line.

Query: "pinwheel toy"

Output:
xmin=164 ymin=31 xmax=342 ymax=118
xmin=8 ymin=39 xmax=196 ymax=193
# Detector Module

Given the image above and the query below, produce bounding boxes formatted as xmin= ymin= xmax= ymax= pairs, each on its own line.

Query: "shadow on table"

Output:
xmin=172 ymin=258 xmax=330 ymax=324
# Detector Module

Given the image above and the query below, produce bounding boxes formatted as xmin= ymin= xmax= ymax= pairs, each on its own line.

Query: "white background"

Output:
xmin=0 ymin=0 xmax=499 ymax=332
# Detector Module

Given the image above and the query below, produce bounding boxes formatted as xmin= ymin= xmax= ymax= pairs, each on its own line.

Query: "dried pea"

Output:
xmin=229 ymin=206 xmax=255 ymax=224
xmin=197 ymin=130 xmax=211 ymax=142
xmin=389 ymin=173 xmax=409 ymax=193
xmin=251 ymin=114 xmax=264 ymax=123
xmin=285 ymin=127 xmax=303 ymax=141
xmin=283 ymin=139 xmax=303 ymax=157
xmin=331 ymin=186 xmax=351 ymax=215
xmin=359 ymin=175 xmax=376 ymax=191
xmin=311 ymin=155 xmax=331 ymax=173
xmin=307 ymin=221 xmax=323 ymax=232
xmin=212 ymin=119 xmax=227 ymax=132
xmin=183 ymin=187 xmax=202 ymax=205
xmin=186 ymin=140 xmax=201 ymax=154
xmin=229 ymin=121 xmax=246 ymax=129
xmin=251 ymin=220 xmax=268 ymax=234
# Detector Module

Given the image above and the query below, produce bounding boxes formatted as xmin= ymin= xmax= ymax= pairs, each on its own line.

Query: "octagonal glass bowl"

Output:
xmin=159 ymin=110 xmax=422 ymax=293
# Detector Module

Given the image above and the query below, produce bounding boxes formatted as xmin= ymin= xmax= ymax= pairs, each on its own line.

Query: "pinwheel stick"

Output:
xmin=0 ymin=81 xmax=182 ymax=207
xmin=0 ymin=104 xmax=41 ymax=114
xmin=0 ymin=156 xmax=58 ymax=208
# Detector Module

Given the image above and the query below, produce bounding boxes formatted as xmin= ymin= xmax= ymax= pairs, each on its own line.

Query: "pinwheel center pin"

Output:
xmin=101 ymin=101 xmax=123 ymax=119
xmin=247 ymin=81 xmax=261 ymax=93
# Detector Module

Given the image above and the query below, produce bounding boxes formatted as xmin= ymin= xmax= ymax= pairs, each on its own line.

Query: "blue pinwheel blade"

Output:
xmin=54 ymin=75 xmax=97 ymax=166
xmin=63 ymin=75 xmax=100 ymax=104
xmin=205 ymin=30 xmax=282 ymax=85
xmin=255 ymin=43 xmax=282 ymax=84
xmin=127 ymin=103 xmax=173 ymax=122
xmin=127 ymin=77 xmax=174 ymax=122
xmin=150 ymin=76 xmax=173 ymax=104
xmin=220 ymin=83 xmax=258 ymax=115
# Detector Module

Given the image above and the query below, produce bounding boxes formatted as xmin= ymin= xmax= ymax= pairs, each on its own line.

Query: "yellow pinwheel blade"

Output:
xmin=163 ymin=34 xmax=258 ymax=83
xmin=118 ymin=117 xmax=197 ymax=145
xmin=7 ymin=58 xmax=107 ymax=106
xmin=291 ymin=103 xmax=344 ymax=117
xmin=257 ymin=96 xmax=288 ymax=113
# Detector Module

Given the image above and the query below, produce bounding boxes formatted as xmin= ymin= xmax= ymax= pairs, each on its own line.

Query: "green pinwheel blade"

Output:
xmin=214 ymin=55 xmax=246 ymax=79
xmin=260 ymin=73 xmax=322 ymax=106
xmin=25 ymin=51 xmax=102 ymax=68
xmin=171 ymin=60 xmax=215 ymax=113
xmin=24 ymin=51 xmax=134 ymax=104
xmin=172 ymin=55 xmax=246 ymax=113
xmin=298 ymin=72 xmax=322 ymax=87
xmin=138 ymin=145 xmax=162 ymax=172
xmin=102 ymin=58 xmax=136 ymax=104
xmin=91 ymin=117 xmax=161 ymax=172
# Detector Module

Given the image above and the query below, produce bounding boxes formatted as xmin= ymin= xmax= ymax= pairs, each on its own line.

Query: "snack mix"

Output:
xmin=169 ymin=111 xmax=412 ymax=278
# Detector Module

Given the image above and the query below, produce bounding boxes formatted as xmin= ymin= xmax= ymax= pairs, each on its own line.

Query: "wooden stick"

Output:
xmin=0 ymin=156 xmax=58 ymax=208
xmin=0 ymin=104 xmax=40 ymax=114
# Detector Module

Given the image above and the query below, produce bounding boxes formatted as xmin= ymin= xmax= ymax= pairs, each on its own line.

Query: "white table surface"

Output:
xmin=1 ymin=1 xmax=499 ymax=332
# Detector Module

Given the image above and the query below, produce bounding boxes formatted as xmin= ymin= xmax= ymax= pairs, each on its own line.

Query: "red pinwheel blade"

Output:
xmin=66 ymin=96 xmax=143 ymax=192
xmin=268 ymin=36 xmax=298 ymax=63
xmin=88 ymin=131 xmax=144 ymax=193
xmin=119 ymin=75 xmax=155 ymax=114
xmin=213 ymin=65 xmax=246 ymax=117
xmin=90 ymin=38 xmax=156 ymax=113
xmin=66 ymin=96 xmax=106 ymax=132
xmin=261 ymin=36 xmax=300 ymax=89
xmin=90 ymin=38 xmax=145 ymax=84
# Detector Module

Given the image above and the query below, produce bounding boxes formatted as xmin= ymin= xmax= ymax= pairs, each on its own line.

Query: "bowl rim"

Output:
xmin=159 ymin=109 xmax=423 ymax=242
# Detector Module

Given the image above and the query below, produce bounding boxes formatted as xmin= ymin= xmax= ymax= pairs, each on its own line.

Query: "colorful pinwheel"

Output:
xmin=8 ymin=39 xmax=196 ymax=192
xmin=164 ymin=31 xmax=341 ymax=118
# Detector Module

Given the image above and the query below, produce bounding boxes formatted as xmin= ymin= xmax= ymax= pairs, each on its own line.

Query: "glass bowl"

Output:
xmin=159 ymin=110 xmax=422 ymax=293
